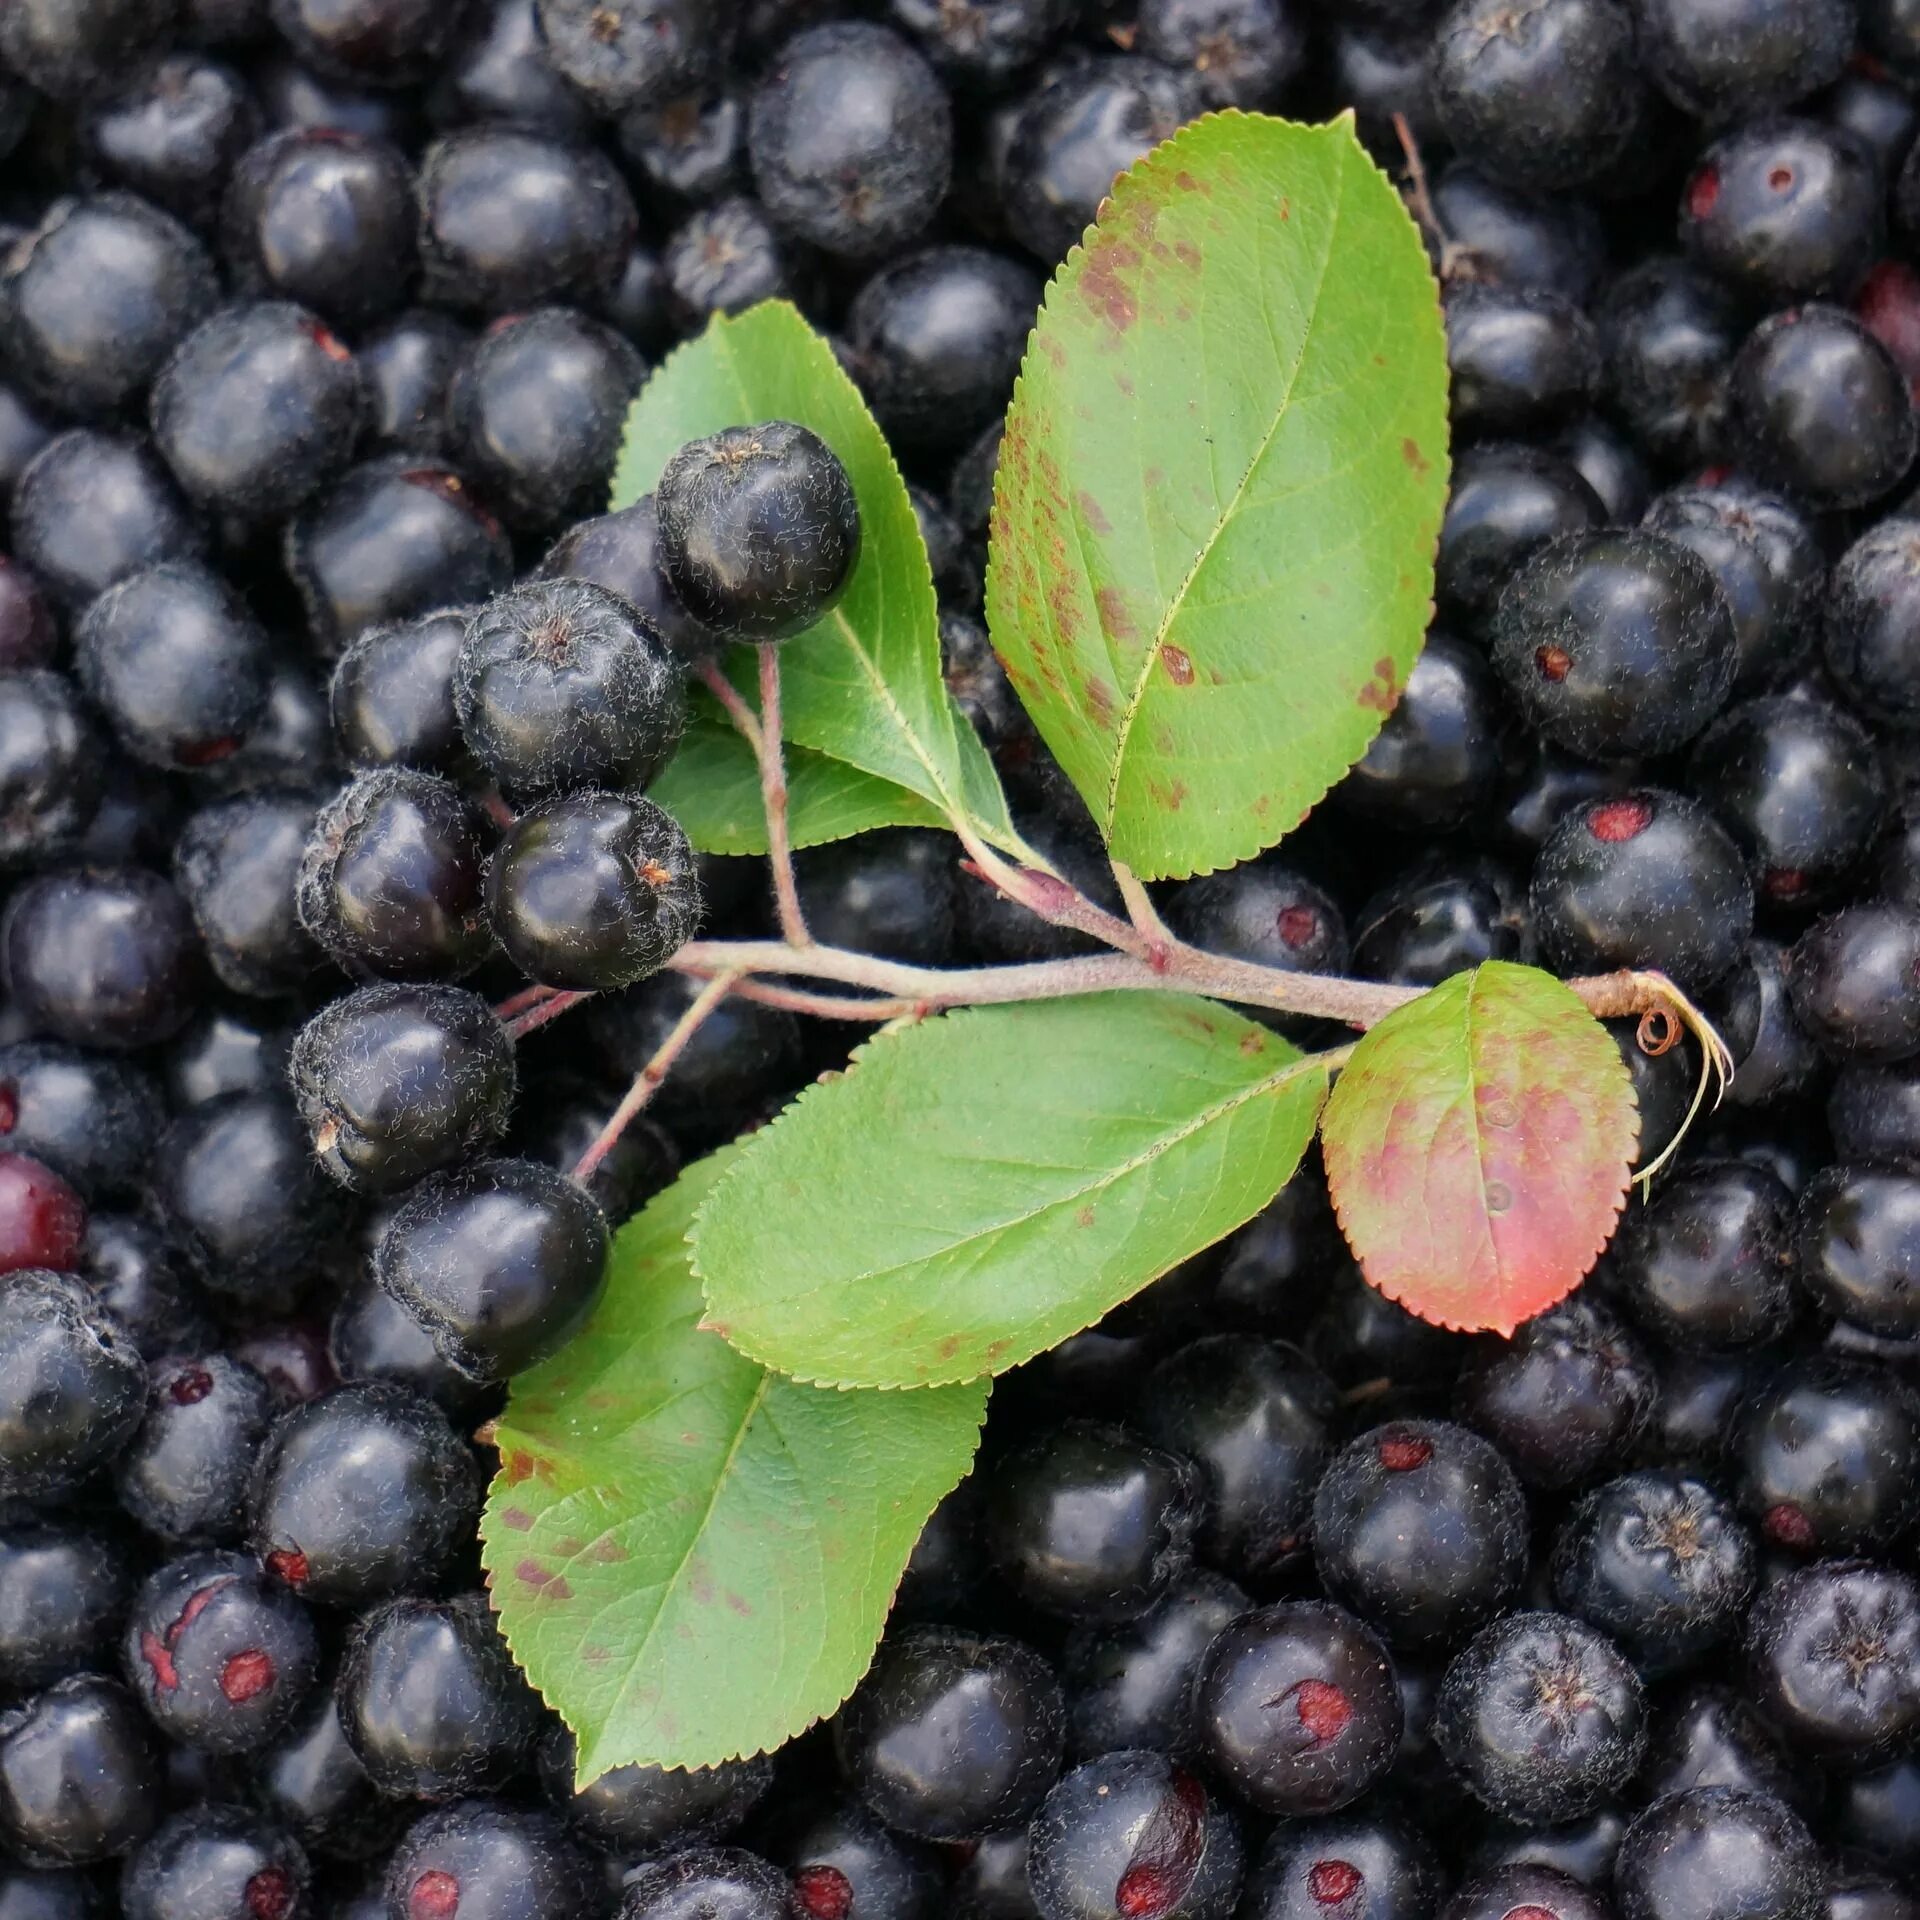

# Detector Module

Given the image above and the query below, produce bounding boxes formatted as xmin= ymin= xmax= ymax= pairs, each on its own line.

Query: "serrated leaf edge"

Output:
xmin=689 ymin=1002 xmax=1330 ymax=1390
xmin=1320 ymin=967 xmax=1640 ymax=1337
xmin=985 ymin=109 xmax=1452 ymax=881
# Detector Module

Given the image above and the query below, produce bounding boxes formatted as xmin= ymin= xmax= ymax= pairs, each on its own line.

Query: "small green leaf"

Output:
xmin=988 ymin=111 xmax=1450 ymax=880
xmin=1319 ymin=962 xmax=1640 ymax=1337
xmin=481 ymin=1148 xmax=988 ymax=1779
xmin=611 ymin=301 xmax=1019 ymax=855
xmin=650 ymin=720 xmax=945 ymax=854
xmin=693 ymin=994 xmax=1327 ymax=1389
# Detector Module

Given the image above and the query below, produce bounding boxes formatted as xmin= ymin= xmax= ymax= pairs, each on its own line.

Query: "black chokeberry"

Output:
xmin=1435 ymin=442 xmax=1604 ymax=631
xmin=329 ymin=608 xmax=473 ymax=779
xmin=1785 ymin=902 xmax=1920 ymax=1062
xmin=386 ymin=1798 xmax=597 ymax=1920
xmin=117 ymin=1354 xmax=276 ymax=1547
xmin=0 ymin=1270 xmax=144 ymax=1501
xmin=78 ymin=55 xmax=262 ymax=233
xmin=539 ymin=1723 xmax=772 ymax=1854
xmin=1797 ymin=1163 xmax=1920 ymax=1337
xmin=1615 ymin=1788 xmax=1823 ymax=1920
xmin=358 ymin=309 xmax=469 ymax=456
xmin=0 ymin=1675 xmax=160 ymax=1867
xmin=0 ymin=1523 xmax=133 ymax=1692
xmin=537 ymin=496 xmax=719 ymax=663
xmin=1826 ymin=516 xmax=1920 ymax=733
xmin=120 ymin=1805 xmax=309 ymax=1920
xmin=1445 ymin=285 xmax=1600 ymax=441
xmin=0 ymin=672 xmax=105 ymax=870
xmin=1597 ymin=258 xmax=1740 ymax=470
xmin=657 ymin=422 xmax=862 ymax=642
xmin=620 ymin=1847 xmax=795 ymax=1920
xmin=173 ymin=790 xmax=326 ymax=998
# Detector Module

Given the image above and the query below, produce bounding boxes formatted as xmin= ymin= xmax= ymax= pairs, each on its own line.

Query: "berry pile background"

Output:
xmin=4 ymin=0 xmax=1920 ymax=1918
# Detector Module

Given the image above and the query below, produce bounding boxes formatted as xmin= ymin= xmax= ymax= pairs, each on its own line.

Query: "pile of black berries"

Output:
xmin=2 ymin=0 xmax=1920 ymax=1917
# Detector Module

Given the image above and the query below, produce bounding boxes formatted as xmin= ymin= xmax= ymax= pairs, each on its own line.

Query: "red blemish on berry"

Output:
xmin=1377 ymin=1433 xmax=1432 ymax=1472
xmin=1309 ymin=1861 xmax=1363 ymax=1907
xmin=409 ymin=1870 xmax=460 ymax=1920
xmin=266 ymin=1549 xmax=309 ymax=1588
xmin=1763 ymin=1502 xmax=1816 ymax=1550
xmin=1589 ymin=798 xmax=1654 ymax=844
xmin=246 ymin=1867 xmax=294 ymax=1920
xmin=139 ymin=1630 xmax=178 ymax=1691
xmin=177 ymin=735 xmax=241 ymax=766
xmin=1696 ymin=463 xmax=1733 ymax=486
xmin=1763 ymin=868 xmax=1808 ymax=901
xmin=1768 ymin=166 xmax=1794 ymax=190
xmin=306 ymin=321 xmax=352 ymax=363
xmin=168 ymin=1366 xmax=214 ymax=1406
xmin=1687 ymin=166 xmax=1720 ymax=219
xmin=221 ymin=1650 xmax=276 ymax=1703
xmin=1291 ymin=1679 xmax=1353 ymax=1744
xmin=792 ymin=1866 xmax=854 ymax=1920
xmin=1277 ymin=905 xmax=1320 ymax=950
xmin=1855 ymin=260 xmax=1920 ymax=398
xmin=0 ymin=1085 xmax=17 ymax=1134
xmin=1534 ymin=644 xmax=1572 ymax=682
xmin=172 ymin=1579 xmax=229 ymax=1638
xmin=1114 ymin=1772 xmax=1207 ymax=1920
xmin=0 ymin=1151 xmax=86 ymax=1274
xmin=1501 ymin=1907 xmax=1560 ymax=1920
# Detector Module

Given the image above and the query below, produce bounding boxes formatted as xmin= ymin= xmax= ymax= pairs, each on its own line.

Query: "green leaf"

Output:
xmin=481 ymin=1148 xmax=988 ymax=1780
xmin=650 ymin=720 xmax=945 ymax=854
xmin=611 ymin=301 xmax=1019 ymax=855
xmin=1319 ymin=962 xmax=1640 ymax=1338
xmin=693 ymin=994 xmax=1328 ymax=1389
xmin=987 ymin=111 xmax=1450 ymax=880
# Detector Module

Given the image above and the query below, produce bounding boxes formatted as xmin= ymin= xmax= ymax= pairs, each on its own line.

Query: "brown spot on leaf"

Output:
xmin=1076 ymin=1206 xmax=1097 ymax=1228
xmin=689 ymin=1567 xmax=716 ymax=1606
xmin=516 ymin=1560 xmax=573 ymax=1599
xmin=1400 ymin=438 xmax=1431 ymax=477
xmin=1173 ymin=170 xmax=1209 ymax=196
xmin=553 ymin=1537 xmax=586 ymax=1559
xmin=1095 ymin=585 xmax=1138 ymax=642
xmin=1175 ymin=240 xmax=1201 ymax=270
xmin=1239 ymin=1031 xmax=1266 ymax=1057
xmin=590 ymin=1538 xmax=630 ymax=1564
xmin=725 ymin=1592 xmax=753 ymax=1616
xmin=1356 ymin=657 xmax=1401 ymax=713
xmin=581 ymin=1644 xmax=612 ymax=1665
xmin=1278 ymin=197 xmax=1291 ymax=220
xmin=1084 ymin=675 xmax=1116 ymax=723
xmin=502 ymin=1453 xmax=533 ymax=1485
xmin=1077 ymin=491 xmax=1113 ymax=536
xmin=1079 ymin=238 xmax=1140 ymax=332
xmin=499 ymin=1508 xmax=534 ymax=1533
xmin=1161 ymin=643 xmax=1195 ymax=684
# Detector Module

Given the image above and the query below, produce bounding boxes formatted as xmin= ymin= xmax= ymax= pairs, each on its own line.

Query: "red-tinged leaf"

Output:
xmin=1320 ymin=962 xmax=1639 ymax=1336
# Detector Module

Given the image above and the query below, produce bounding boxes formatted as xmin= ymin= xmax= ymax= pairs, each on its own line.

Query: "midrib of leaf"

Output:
xmin=706 ymin=1048 xmax=1327 ymax=1322
xmin=704 ymin=327 xmax=970 ymax=830
xmin=563 ymin=1364 xmax=775 ymax=1781
xmin=1102 ymin=138 xmax=1351 ymax=834
xmin=1457 ymin=967 xmax=1497 ymax=1277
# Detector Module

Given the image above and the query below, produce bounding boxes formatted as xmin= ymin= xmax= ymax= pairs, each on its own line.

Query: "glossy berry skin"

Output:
xmin=124 ymin=1551 xmax=319 ymax=1756
xmin=255 ymin=1681 xmax=405 ymax=1863
xmin=1195 ymin=1602 xmax=1400 ymax=1818
xmin=1003 ymin=61 xmax=1202 ymax=266
xmin=1640 ymin=1681 xmax=1808 ymax=1815
xmin=1745 ymin=1560 xmax=1920 ymax=1766
xmin=794 ymin=830 xmax=957 ymax=966
xmin=1239 ymin=1808 xmax=1441 ymax=1920
xmin=0 ymin=1044 xmax=163 ymax=1202
xmin=1616 ymin=1788 xmax=1822 ymax=1920
xmin=0 ymin=672 xmax=105 ymax=870
xmin=1429 ymin=0 xmax=1643 ymax=192
xmin=121 ymin=1805 xmax=309 ymax=1920
xmin=338 ymin=1592 xmax=543 ymax=1799
xmin=358 ymin=310 xmax=469 ymax=457
xmin=749 ymin=23 xmax=950 ymax=260
xmin=1736 ymin=1359 xmax=1920 ymax=1555
xmin=657 ymin=422 xmax=862 ymax=642
xmin=447 ymin=309 xmax=644 ymax=531
xmin=297 ymin=770 xmax=493 ymax=980
xmin=1690 ymin=696 xmax=1885 ymax=908
xmin=835 ymin=1626 xmax=1063 ymax=1841
xmin=249 ymin=1382 xmax=481 ymax=1607
xmin=284 ymin=457 xmax=513 ymax=654
xmin=1607 ymin=1160 xmax=1798 ymax=1350
xmin=153 ymin=1093 xmax=349 ymax=1307
xmin=329 ymin=609 xmax=472 ymax=778
xmin=536 ymin=0 xmax=717 ymax=112
xmin=1137 ymin=1335 xmax=1334 ymax=1584
xmin=1731 ymin=305 xmax=1918 ymax=508
xmin=271 ymin=0 xmax=464 ymax=85
xmin=116 ymin=1354 xmax=275 ymax=1546
xmin=1455 ymin=1298 xmax=1655 ymax=1491
xmin=1434 ymin=443 xmax=1604 ymax=631
xmin=1597 ymin=259 xmax=1741 ymax=470
xmin=620 ymin=1846 xmax=794 ymax=1920
xmin=982 ymin=1420 xmax=1202 ymax=1624
xmin=456 ymin=579 xmax=686 ymax=796
xmin=386 ymin=1798 xmax=598 ymax=1920
xmin=1312 ymin=1421 xmax=1528 ymax=1651
xmin=537 ymin=497 xmax=718 ymax=663
xmin=1490 ymin=532 xmax=1736 ymax=761
xmin=150 ymin=303 xmax=365 ymax=527
xmin=1351 ymin=856 xmax=1529 ymax=987
xmin=0 ymin=1271 xmax=144 ymax=1502
xmin=1826 ymin=518 xmax=1920 ymax=733
xmin=221 ymin=131 xmax=416 ymax=330
xmin=291 ymin=983 xmax=514 ymax=1195
xmin=1550 ymin=1471 xmax=1755 ymax=1672
xmin=1061 ymin=1571 xmax=1248 ymax=1765
xmin=539 ymin=1723 xmax=771 ymax=1854
xmin=418 ymin=129 xmax=635 ymax=316
xmin=1797 ymin=1164 xmax=1920 ymax=1337
xmin=78 ymin=54 xmax=262 ymax=232
xmin=375 ymin=1156 xmax=609 ymax=1384
xmin=772 ymin=1794 xmax=945 ymax=1920
xmin=1433 ymin=1612 xmax=1643 ymax=1823
xmin=0 ymin=1675 xmax=160 ymax=1867
xmin=1530 ymin=789 xmax=1754 ymax=995
xmin=1637 ymin=0 xmax=1850 ymax=118
xmin=327 ymin=1269 xmax=494 ymax=1425
xmin=0 ymin=0 xmax=176 ymax=101
xmin=848 ymin=247 xmax=1040 ymax=454
xmin=660 ymin=195 xmax=791 ymax=327
xmin=82 ymin=1212 xmax=213 ymax=1360
xmin=9 ymin=430 xmax=201 ymax=615
xmin=1446 ymin=286 xmax=1600 ymax=441
xmin=1167 ymin=864 xmax=1347 ymax=980
xmin=1785 ymin=904 xmax=1920 ymax=1062
xmin=0 ymin=194 xmax=217 ymax=420
xmin=1682 ymin=119 xmax=1882 ymax=305
xmin=0 ymin=1524 xmax=132 ymax=1692
xmin=173 ymin=791 xmax=325 ymax=998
